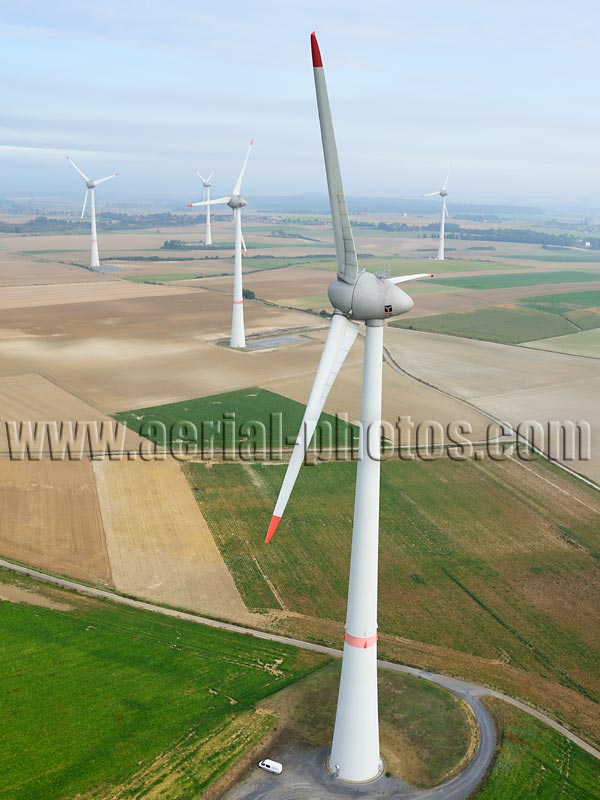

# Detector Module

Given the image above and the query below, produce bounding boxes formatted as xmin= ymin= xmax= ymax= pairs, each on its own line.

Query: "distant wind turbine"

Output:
xmin=66 ymin=156 xmax=118 ymax=269
xmin=195 ymin=170 xmax=214 ymax=245
xmin=424 ymin=166 xmax=452 ymax=261
xmin=188 ymin=141 xmax=253 ymax=348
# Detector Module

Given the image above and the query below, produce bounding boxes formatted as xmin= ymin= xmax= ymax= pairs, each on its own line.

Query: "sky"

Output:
xmin=1 ymin=0 xmax=599 ymax=210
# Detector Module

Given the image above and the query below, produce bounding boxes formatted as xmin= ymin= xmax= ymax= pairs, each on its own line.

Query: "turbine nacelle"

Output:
xmin=328 ymin=272 xmax=414 ymax=322
xmin=227 ymin=194 xmax=247 ymax=209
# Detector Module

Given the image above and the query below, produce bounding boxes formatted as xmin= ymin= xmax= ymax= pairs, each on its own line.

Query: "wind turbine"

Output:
xmin=66 ymin=156 xmax=118 ymax=269
xmin=195 ymin=170 xmax=214 ymax=245
xmin=188 ymin=141 xmax=253 ymax=348
xmin=423 ymin=166 xmax=451 ymax=261
xmin=265 ymin=32 xmax=433 ymax=783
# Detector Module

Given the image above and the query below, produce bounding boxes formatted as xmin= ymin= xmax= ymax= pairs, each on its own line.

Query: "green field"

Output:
xmin=304 ymin=257 xmax=530 ymax=275
xmin=392 ymin=305 xmax=578 ymax=343
xmin=431 ymin=271 xmax=600 ymax=291
xmin=114 ymin=388 xmax=359 ymax=454
xmin=503 ymin=251 xmax=600 ymax=263
xmin=519 ymin=289 xmax=600 ymax=314
xmin=477 ymin=699 xmax=600 ymax=799
xmin=0 ymin=571 xmax=325 ymax=800
xmin=184 ymin=455 xmax=600 ymax=742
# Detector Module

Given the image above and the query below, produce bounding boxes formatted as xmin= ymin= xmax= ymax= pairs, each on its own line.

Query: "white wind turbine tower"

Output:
xmin=265 ymin=32 xmax=433 ymax=783
xmin=195 ymin=170 xmax=214 ymax=245
xmin=66 ymin=156 xmax=118 ymax=268
xmin=188 ymin=141 xmax=253 ymax=348
xmin=424 ymin=166 xmax=452 ymax=261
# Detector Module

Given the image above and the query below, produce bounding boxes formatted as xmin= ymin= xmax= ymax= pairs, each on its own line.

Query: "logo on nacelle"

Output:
xmin=384 ymin=305 xmax=393 ymax=316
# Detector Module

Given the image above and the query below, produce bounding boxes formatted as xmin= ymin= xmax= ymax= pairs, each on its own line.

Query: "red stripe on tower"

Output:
xmin=344 ymin=632 xmax=378 ymax=649
xmin=311 ymin=32 xmax=323 ymax=67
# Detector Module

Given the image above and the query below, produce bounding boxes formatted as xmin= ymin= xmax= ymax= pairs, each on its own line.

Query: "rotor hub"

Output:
xmin=328 ymin=272 xmax=413 ymax=322
xmin=228 ymin=195 xmax=247 ymax=209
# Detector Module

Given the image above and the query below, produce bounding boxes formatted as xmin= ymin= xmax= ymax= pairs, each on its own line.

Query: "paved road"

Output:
xmin=1 ymin=556 xmax=599 ymax=777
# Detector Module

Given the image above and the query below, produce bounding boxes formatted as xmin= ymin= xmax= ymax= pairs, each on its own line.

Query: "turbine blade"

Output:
xmin=442 ymin=164 xmax=452 ymax=192
xmin=241 ymin=230 xmax=248 ymax=257
xmin=187 ymin=196 xmax=231 ymax=207
xmin=80 ymin=190 xmax=89 ymax=220
xmin=66 ymin=156 xmax=90 ymax=183
xmin=444 ymin=203 xmax=449 ymax=217
xmin=266 ymin=313 xmax=359 ymax=542
xmin=389 ymin=273 xmax=434 ymax=284
xmin=311 ymin=32 xmax=358 ymax=286
xmin=423 ymin=191 xmax=440 ymax=197
xmin=93 ymin=173 xmax=118 ymax=186
xmin=196 ymin=171 xmax=206 ymax=182
xmin=232 ymin=139 xmax=253 ymax=196
xmin=207 ymin=171 xmax=214 ymax=182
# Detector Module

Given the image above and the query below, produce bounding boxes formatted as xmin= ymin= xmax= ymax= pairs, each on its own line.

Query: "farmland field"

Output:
xmin=476 ymin=699 xmax=600 ymax=799
xmin=391 ymin=305 xmax=578 ymax=343
xmin=114 ymin=387 xmax=358 ymax=452
xmin=519 ymin=289 xmax=600 ymax=313
xmin=502 ymin=251 xmax=600 ymax=263
xmin=0 ymin=569 xmax=326 ymax=800
xmin=431 ymin=271 xmax=600 ymax=291
xmin=185 ymin=454 xmax=600 ymax=743
xmin=525 ymin=328 xmax=600 ymax=358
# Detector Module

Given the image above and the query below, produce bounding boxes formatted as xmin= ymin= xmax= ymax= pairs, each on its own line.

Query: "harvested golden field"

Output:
xmin=0 ymin=458 xmax=110 ymax=583
xmin=385 ymin=327 xmax=600 ymax=482
xmin=525 ymin=328 xmax=600 ymax=358
xmin=0 ymin=292 xmax=319 ymax=410
xmin=0 ymin=373 xmax=143 ymax=454
xmin=0 ymin=280 xmax=195 ymax=311
xmin=92 ymin=457 xmax=251 ymax=621
xmin=0 ymin=253 xmax=108 ymax=286
xmin=261 ymin=332 xmax=492 ymax=443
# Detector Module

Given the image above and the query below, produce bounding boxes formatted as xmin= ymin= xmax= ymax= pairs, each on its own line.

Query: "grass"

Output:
xmin=184 ymin=455 xmax=600 ymax=735
xmin=519 ymin=290 xmax=600 ymax=314
xmin=477 ymin=699 xmax=600 ymax=799
xmin=430 ymin=271 xmax=600 ymax=291
xmin=391 ymin=305 xmax=578 ymax=344
xmin=113 ymin=387 xmax=359 ymax=454
xmin=262 ymin=661 xmax=474 ymax=788
xmin=0 ymin=569 xmax=326 ymax=800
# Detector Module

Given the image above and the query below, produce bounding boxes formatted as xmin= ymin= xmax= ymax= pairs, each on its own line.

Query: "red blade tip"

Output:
xmin=311 ymin=32 xmax=323 ymax=67
xmin=187 ymin=203 xmax=194 ymax=207
xmin=265 ymin=515 xmax=281 ymax=543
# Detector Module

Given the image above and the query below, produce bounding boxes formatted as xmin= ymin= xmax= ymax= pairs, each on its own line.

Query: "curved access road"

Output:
xmin=1 ymin=557 xmax=598 ymax=793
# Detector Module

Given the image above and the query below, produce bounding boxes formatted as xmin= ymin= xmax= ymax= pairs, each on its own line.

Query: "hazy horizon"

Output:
xmin=1 ymin=1 xmax=599 ymax=211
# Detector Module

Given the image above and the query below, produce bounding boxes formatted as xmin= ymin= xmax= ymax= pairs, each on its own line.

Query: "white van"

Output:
xmin=258 ymin=759 xmax=283 ymax=775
